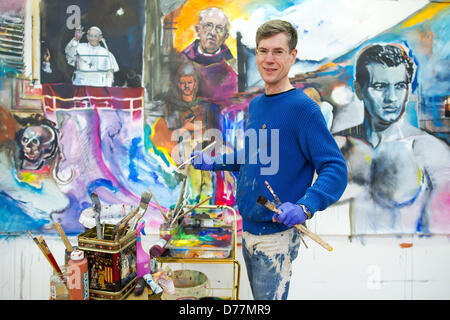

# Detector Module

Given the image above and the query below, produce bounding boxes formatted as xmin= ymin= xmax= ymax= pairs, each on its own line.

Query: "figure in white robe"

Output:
xmin=65 ymin=26 xmax=119 ymax=87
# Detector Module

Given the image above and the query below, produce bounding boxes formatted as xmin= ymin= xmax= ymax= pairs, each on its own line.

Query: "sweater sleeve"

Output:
xmin=296 ymin=108 xmax=348 ymax=215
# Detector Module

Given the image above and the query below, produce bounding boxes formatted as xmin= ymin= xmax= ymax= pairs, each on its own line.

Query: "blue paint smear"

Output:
xmin=87 ymin=179 xmax=117 ymax=196
xmin=128 ymin=137 xmax=142 ymax=183
xmin=0 ymin=191 xmax=49 ymax=233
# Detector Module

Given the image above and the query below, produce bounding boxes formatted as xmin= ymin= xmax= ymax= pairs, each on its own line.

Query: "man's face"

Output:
xmin=177 ymin=75 xmax=196 ymax=101
xmin=195 ymin=13 xmax=229 ymax=54
xmin=87 ymin=29 xmax=102 ymax=47
xmin=360 ymin=63 xmax=409 ymax=124
xmin=255 ymin=33 xmax=297 ymax=89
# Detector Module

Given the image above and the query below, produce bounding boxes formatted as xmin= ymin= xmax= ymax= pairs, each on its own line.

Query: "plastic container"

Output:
xmin=50 ymin=265 xmax=69 ymax=300
xmin=68 ymin=250 xmax=89 ymax=300
xmin=167 ymin=225 xmax=233 ymax=259
xmin=136 ymin=222 xmax=150 ymax=278
xmin=161 ymin=270 xmax=211 ymax=300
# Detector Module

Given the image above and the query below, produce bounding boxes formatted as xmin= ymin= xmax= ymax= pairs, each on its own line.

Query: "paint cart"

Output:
xmin=156 ymin=204 xmax=241 ymax=300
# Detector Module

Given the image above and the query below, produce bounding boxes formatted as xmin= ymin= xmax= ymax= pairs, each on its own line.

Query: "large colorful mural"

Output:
xmin=0 ymin=0 xmax=448 ymax=235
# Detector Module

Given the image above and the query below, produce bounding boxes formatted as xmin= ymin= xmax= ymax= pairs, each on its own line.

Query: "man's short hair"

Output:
xmin=256 ymin=19 xmax=298 ymax=52
xmin=198 ymin=7 xmax=230 ymax=32
xmin=355 ymin=44 xmax=415 ymax=87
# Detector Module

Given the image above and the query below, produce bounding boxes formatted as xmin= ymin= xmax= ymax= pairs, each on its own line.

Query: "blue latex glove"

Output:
xmin=191 ymin=151 xmax=213 ymax=171
xmin=273 ymin=202 xmax=307 ymax=227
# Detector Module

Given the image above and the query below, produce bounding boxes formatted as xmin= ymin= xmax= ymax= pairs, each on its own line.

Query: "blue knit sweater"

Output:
xmin=213 ymin=89 xmax=348 ymax=235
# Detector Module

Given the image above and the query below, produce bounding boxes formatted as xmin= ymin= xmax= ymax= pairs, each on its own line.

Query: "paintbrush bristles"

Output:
xmin=257 ymin=195 xmax=282 ymax=213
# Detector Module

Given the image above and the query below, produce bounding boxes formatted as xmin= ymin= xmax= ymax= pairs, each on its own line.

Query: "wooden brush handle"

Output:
xmin=112 ymin=207 xmax=139 ymax=241
xmin=263 ymin=198 xmax=333 ymax=251
xmin=294 ymin=224 xmax=333 ymax=251
xmin=54 ymin=222 xmax=74 ymax=252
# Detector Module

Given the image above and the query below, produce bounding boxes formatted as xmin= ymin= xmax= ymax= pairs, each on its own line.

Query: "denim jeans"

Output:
xmin=242 ymin=228 xmax=301 ymax=300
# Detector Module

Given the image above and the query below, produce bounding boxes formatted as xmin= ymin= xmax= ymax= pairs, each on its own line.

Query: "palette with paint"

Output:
xmin=167 ymin=220 xmax=233 ymax=259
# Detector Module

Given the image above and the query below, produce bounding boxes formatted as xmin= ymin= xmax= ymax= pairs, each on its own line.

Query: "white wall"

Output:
xmin=1 ymin=231 xmax=449 ymax=300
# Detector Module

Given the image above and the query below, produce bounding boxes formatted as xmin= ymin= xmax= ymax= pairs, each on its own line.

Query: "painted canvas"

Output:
xmin=0 ymin=0 xmax=448 ymax=236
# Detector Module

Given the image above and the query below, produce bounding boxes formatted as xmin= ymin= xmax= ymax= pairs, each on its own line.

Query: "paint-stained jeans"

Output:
xmin=242 ymin=228 xmax=301 ymax=300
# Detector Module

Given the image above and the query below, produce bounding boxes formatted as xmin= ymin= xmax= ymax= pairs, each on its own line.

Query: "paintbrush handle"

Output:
xmin=262 ymin=199 xmax=333 ymax=251
xmin=54 ymin=222 xmax=74 ymax=252
xmin=112 ymin=207 xmax=139 ymax=241
xmin=176 ymin=141 xmax=217 ymax=169
xmin=27 ymin=231 xmax=57 ymax=272
xmin=147 ymin=188 xmax=169 ymax=222
xmin=294 ymin=224 xmax=332 ymax=251
xmin=173 ymin=195 xmax=213 ymax=223
xmin=38 ymin=237 xmax=63 ymax=274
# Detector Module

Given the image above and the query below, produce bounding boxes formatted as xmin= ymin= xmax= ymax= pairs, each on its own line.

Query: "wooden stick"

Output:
xmin=54 ymin=222 xmax=74 ymax=253
xmin=263 ymin=182 xmax=308 ymax=248
xmin=27 ymin=231 xmax=58 ymax=273
xmin=37 ymin=235 xmax=63 ymax=275
xmin=176 ymin=140 xmax=217 ymax=170
xmin=264 ymin=181 xmax=282 ymax=206
xmin=147 ymin=187 xmax=169 ymax=222
xmin=171 ymin=195 xmax=213 ymax=225
xmin=257 ymin=196 xmax=333 ymax=252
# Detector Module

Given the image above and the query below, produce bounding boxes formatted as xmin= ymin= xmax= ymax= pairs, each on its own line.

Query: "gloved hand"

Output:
xmin=273 ymin=202 xmax=307 ymax=227
xmin=190 ymin=151 xmax=213 ymax=171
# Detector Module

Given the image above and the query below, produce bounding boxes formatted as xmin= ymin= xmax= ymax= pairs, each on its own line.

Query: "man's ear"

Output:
xmin=353 ymin=80 xmax=362 ymax=100
xmin=290 ymin=48 xmax=298 ymax=65
xmin=195 ymin=24 xmax=201 ymax=36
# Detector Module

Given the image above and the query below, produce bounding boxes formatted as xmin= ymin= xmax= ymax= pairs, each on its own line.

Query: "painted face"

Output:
xmin=361 ymin=64 xmax=409 ymax=124
xmin=177 ymin=75 xmax=196 ymax=101
xmin=255 ymin=33 xmax=297 ymax=91
xmin=21 ymin=125 xmax=55 ymax=164
xmin=196 ymin=13 xmax=229 ymax=54
xmin=87 ymin=29 xmax=102 ymax=47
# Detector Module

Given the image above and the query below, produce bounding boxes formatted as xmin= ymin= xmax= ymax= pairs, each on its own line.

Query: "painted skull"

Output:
xmin=20 ymin=125 xmax=56 ymax=169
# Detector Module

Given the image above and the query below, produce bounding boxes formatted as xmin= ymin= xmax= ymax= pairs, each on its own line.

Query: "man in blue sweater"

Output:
xmin=191 ymin=20 xmax=348 ymax=299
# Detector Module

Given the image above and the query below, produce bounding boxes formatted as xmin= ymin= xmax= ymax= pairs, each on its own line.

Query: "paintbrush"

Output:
xmin=125 ymin=193 xmax=153 ymax=236
xmin=172 ymin=171 xmax=189 ymax=218
xmin=27 ymin=231 xmax=67 ymax=288
xmin=54 ymin=222 xmax=74 ymax=253
xmin=176 ymin=140 xmax=217 ymax=170
xmin=112 ymin=192 xmax=152 ymax=241
xmin=147 ymin=186 xmax=169 ymax=222
xmin=170 ymin=195 xmax=213 ymax=226
xmin=27 ymin=231 xmax=61 ymax=275
xmin=37 ymin=235 xmax=63 ymax=275
xmin=264 ymin=181 xmax=282 ymax=205
xmin=90 ymin=192 xmax=102 ymax=240
xmin=256 ymin=196 xmax=333 ymax=252
xmin=263 ymin=181 xmax=308 ymax=248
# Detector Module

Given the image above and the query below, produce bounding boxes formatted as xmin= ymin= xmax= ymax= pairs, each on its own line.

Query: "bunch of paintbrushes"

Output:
xmin=147 ymin=168 xmax=213 ymax=230
xmin=26 ymin=230 xmax=68 ymax=288
xmin=111 ymin=192 xmax=152 ymax=241
xmin=258 ymin=181 xmax=333 ymax=252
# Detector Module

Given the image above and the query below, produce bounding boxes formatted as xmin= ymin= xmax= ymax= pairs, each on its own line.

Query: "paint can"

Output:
xmin=161 ymin=269 xmax=211 ymax=300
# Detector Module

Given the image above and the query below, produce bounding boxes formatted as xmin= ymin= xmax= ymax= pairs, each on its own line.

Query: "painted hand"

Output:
xmin=273 ymin=202 xmax=307 ymax=227
xmin=190 ymin=151 xmax=213 ymax=171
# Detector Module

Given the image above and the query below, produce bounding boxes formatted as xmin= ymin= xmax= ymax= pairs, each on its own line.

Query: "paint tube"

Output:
xmin=143 ymin=273 xmax=163 ymax=294
xmin=149 ymin=234 xmax=171 ymax=257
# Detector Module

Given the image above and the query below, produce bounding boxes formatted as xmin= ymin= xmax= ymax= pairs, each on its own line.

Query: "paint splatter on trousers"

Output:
xmin=242 ymin=228 xmax=301 ymax=300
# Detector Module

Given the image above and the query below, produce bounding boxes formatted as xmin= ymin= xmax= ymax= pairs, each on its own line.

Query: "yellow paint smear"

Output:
xmin=402 ymin=3 xmax=448 ymax=28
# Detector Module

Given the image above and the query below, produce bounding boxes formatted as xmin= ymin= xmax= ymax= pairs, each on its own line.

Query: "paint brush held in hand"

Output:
xmin=257 ymin=196 xmax=333 ymax=252
xmin=263 ymin=181 xmax=308 ymax=248
xmin=176 ymin=140 xmax=217 ymax=170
